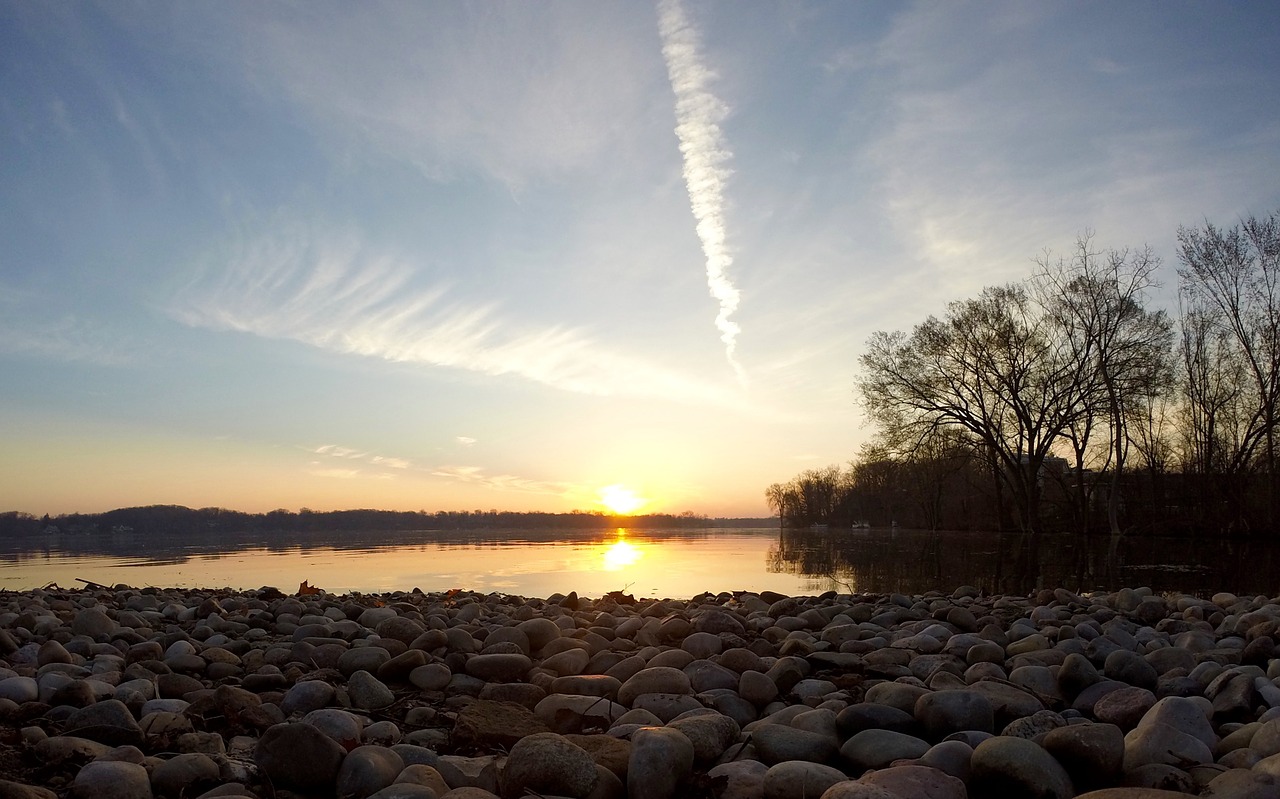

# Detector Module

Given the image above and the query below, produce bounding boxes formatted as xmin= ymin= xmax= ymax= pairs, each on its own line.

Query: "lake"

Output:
xmin=2 ymin=525 xmax=1279 ymax=598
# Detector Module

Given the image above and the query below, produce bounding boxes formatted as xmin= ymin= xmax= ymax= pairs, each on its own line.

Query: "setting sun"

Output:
xmin=598 ymin=484 xmax=648 ymax=515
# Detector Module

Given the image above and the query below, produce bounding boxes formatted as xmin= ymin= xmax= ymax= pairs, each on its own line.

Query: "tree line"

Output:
xmin=768 ymin=211 xmax=1280 ymax=537
xmin=0 ymin=505 xmax=755 ymax=539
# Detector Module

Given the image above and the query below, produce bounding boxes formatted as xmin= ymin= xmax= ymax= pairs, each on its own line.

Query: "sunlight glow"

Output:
xmin=598 ymin=484 xmax=648 ymax=515
xmin=602 ymin=531 xmax=643 ymax=571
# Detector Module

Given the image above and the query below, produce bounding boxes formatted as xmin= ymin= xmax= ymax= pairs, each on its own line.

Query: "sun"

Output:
xmin=598 ymin=484 xmax=648 ymax=515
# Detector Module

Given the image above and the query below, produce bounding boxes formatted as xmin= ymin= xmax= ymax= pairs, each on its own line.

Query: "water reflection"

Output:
xmin=601 ymin=529 xmax=642 ymax=572
xmin=4 ymin=525 xmax=1278 ymax=597
xmin=767 ymin=527 xmax=1280 ymax=597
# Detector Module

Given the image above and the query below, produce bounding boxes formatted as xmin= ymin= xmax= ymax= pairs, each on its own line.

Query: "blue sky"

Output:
xmin=2 ymin=1 xmax=1277 ymax=516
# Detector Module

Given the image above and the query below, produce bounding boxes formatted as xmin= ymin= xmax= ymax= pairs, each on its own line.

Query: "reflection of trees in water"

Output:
xmin=767 ymin=527 xmax=1280 ymax=597
xmin=0 ymin=527 xmax=734 ymax=569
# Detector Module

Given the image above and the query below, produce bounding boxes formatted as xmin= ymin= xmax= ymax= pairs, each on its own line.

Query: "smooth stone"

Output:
xmin=349 ymin=670 xmax=396 ymax=710
xmin=631 ymin=692 xmax=704 ymax=723
xmin=365 ymin=786 xmax=438 ymax=799
xmin=71 ymin=760 xmax=152 ymax=799
xmin=841 ymin=728 xmax=930 ymax=772
xmin=1095 ymin=687 xmax=1157 ymax=731
xmin=0 ymin=677 xmax=39 ymax=704
xmin=628 ymin=726 xmax=694 ymax=799
xmin=1124 ymin=722 xmax=1214 ymax=772
xmin=435 ymin=756 xmax=499 ymax=794
xmin=0 ymin=779 xmax=58 ymax=799
xmin=410 ymin=664 xmax=453 ymax=691
xmin=970 ymin=735 xmax=1075 ymax=799
xmin=1043 ymin=722 xmax=1125 ymax=792
xmin=740 ymin=670 xmax=780 ymax=707
xmin=667 ymin=713 xmax=740 ymax=762
xmin=465 ymin=654 xmax=532 ymax=682
xmin=966 ymin=679 xmax=1047 ymax=726
xmin=1202 ymin=768 xmax=1279 ymax=798
xmin=817 ymin=782 xmax=900 ymax=799
xmin=66 ymin=699 xmax=144 ymax=745
xmin=915 ymin=689 xmax=994 ymax=740
xmin=550 ymin=675 xmax=621 ymax=700
xmin=617 ymin=667 xmax=692 ymax=706
xmin=338 ymin=745 xmax=406 ymax=799
xmin=304 ymin=708 xmax=365 ymax=749
xmin=918 ymin=740 xmax=973 ymax=780
xmin=752 ymin=722 xmax=839 ymax=765
xmin=836 ymin=702 xmax=918 ymax=737
xmin=1139 ymin=697 xmax=1217 ymax=750
xmin=255 ymin=722 xmax=347 ymax=792
xmin=1125 ymin=763 xmax=1195 ymax=793
xmin=281 ymin=679 xmax=335 ymax=716
xmin=72 ymin=609 xmax=117 ymax=639
xmin=762 ymin=761 xmax=848 ymax=799
xmin=534 ymin=694 xmax=627 ymax=733
xmin=395 ymin=764 xmax=451 ymax=794
xmin=708 ymin=761 xmax=769 ymax=799
xmin=1001 ymin=709 xmax=1067 ymax=739
xmin=499 ymin=732 xmax=597 ymax=799
xmin=150 ymin=753 xmax=220 ymax=798
xmin=857 ymin=764 xmax=967 ymax=799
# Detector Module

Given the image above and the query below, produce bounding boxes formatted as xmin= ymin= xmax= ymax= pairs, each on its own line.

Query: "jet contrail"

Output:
xmin=657 ymin=0 xmax=746 ymax=385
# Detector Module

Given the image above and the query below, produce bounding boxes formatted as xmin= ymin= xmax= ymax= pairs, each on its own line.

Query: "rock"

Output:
xmin=465 ymin=654 xmax=532 ymax=682
xmin=708 ymin=761 xmax=769 ymax=799
xmin=348 ymin=670 xmax=395 ymax=710
xmin=395 ymin=764 xmax=451 ymax=795
xmin=72 ymin=609 xmax=117 ymax=640
xmin=435 ymin=756 xmax=499 ymax=794
xmin=858 ymin=764 xmax=967 ymax=799
xmin=667 ymin=713 xmax=740 ymax=762
xmin=1001 ymin=709 xmax=1067 ymax=739
xmin=752 ymin=722 xmax=839 ymax=765
xmin=71 ymin=761 xmax=153 ymax=799
xmin=1124 ymin=722 xmax=1213 ymax=772
xmin=914 ymin=689 xmax=994 ymax=740
xmin=282 ymin=679 xmax=335 ymax=715
xmin=617 ymin=667 xmax=692 ymax=706
xmin=0 ymin=780 xmax=58 ymax=799
xmin=761 ymin=761 xmax=849 ymax=799
xmin=628 ymin=727 xmax=694 ymax=799
xmin=410 ymin=664 xmax=452 ymax=691
xmin=970 ymin=735 xmax=1075 ymax=799
xmin=841 ymin=728 xmax=930 ymax=772
xmin=1094 ymin=687 xmax=1157 ymax=731
xmin=1202 ymin=768 xmax=1279 ymax=798
xmin=1042 ymin=722 xmax=1125 ymax=792
xmin=817 ymin=783 xmax=900 ymax=799
xmin=254 ymin=722 xmax=347 ymax=792
xmin=453 ymin=700 xmax=550 ymax=750
xmin=304 ymin=708 xmax=365 ymax=749
xmin=499 ymin=732 xmax=598 ymax=799
xmin=66 ymin=699 xmax=144 ymax=745
xmin=338 ymin=745 xmax=406 ymax=799
xmin=149 ymin=753 xmax=220 ymax=798
xmin=365 ymin=786 xmax=438 ymax=799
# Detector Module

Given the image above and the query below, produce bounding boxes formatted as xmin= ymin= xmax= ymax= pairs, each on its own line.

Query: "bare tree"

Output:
xmin=1036 ymin=236 xmax=1174 ymax=537
xmin=1178 ymin=211 xmax=1280 ymax=529
xmin=859 ymin=284 xmax=1093 ymax=534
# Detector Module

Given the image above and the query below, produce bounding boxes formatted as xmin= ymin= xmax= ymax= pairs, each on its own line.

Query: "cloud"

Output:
xmin=236 ymin=4 xmax=666 ymax=188
xmin=170 ymin=225 xmax=745 ymax=407
xmin=657 ymin=0 xmax=746 ymax=385
xmin=456 ymin=437 xmax=477 ymax=446
xmin=430 ymin=465 xmax=573 ymax=497
xmin=312 ymin=445 xmax=413 ymax=471
xmin=0 ymin=293 xmax=139 ymax=366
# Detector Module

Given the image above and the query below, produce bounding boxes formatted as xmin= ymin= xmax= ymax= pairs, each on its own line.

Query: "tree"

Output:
xmin=859 ymin=284 xmax=1093 ymax=534
xmin=1035 ymin=236 xmax=1174 ymax=536
xmin=1177 ymin=210 xmax=1280 ymax=529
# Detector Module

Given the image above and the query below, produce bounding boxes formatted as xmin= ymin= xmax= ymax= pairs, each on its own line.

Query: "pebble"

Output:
xmin=0 ymin=583 xmax=1278 ymax=798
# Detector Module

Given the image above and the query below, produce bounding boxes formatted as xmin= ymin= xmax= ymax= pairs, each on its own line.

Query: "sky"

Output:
xmin=2 ymin=1 xmax=1278 ymax=518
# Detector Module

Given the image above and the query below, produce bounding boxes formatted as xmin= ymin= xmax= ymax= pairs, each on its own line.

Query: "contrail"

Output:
xmin=657 ymin=0 xmax=746 ymax=385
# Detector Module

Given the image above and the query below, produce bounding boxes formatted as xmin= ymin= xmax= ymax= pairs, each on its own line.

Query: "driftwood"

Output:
xmin=75 ymin=578 xmax=110 ymax=590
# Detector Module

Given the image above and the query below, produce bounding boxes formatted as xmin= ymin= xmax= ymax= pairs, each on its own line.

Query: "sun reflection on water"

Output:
xmin=601 ymin=528 xmax=642 ymax=571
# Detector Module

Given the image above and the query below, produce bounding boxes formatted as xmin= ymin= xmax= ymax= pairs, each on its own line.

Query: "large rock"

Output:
xmin=915 ymin=689 xmax=994 ymax=740
xmin=337 ymin=745 xmax=406 ymax=799
xmin=857 ymin=764 xmax=967 ymax=799
xmin=617 ymin=667 xmax=692 ymax=706
xmin=970 ymin=735 xmax=1075 ymax=799
xmin=666 ymin=713 xmax=740 ymax=762
xmin=499 ymin=732 xmax=598 ymax=799
xmin=453 ymin=700 xmax=549 ymax=750
xmin=1042 ymin=722 xmax=1125 ymax=792
xmin=70 ymin=761 xmax=152 ymax=799
xmin=255 ymin=722 xmax=347 ymax=793
xmin=841 ymin=728 xmax=930 ymax=772
xmin=753 ymin=722 xmax=839 ymax=765
xmin=628 ymin=727 xmax=694 ymax=799
xmin=761 ymin=761 xmax=849 ymax=799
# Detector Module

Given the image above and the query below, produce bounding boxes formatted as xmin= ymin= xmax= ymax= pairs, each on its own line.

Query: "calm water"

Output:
xmin=2 ymin=526 xmax=1280 ymax=598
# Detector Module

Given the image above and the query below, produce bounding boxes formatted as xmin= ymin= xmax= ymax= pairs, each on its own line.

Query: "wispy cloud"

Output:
xmin=455 ymin=437 xmax=477 ymax=447
xmin=0 ymin=295 xmax=138 ymax=367
xmin=657 ymin=0 xmax=746 ymax=385
xmin=312 ymin=444 xmax=412 ymax=471
xmin=169 ymin=226 xmax=743 ymax=407
xmin=431 ymin=464 xmax=573 ymax=497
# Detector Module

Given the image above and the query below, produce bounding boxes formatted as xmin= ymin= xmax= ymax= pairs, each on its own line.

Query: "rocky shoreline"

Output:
xmin=1 ymin=584 xmax=1279 ymax=799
